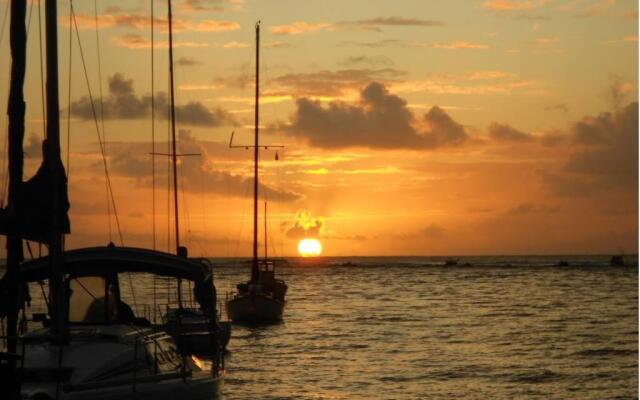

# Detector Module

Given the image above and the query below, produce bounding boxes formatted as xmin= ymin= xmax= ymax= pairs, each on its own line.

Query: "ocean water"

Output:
xmin=4 ymin=255 xmax=638 ymax=399
xmin=210 ymin=255 xmax=638 ymax=400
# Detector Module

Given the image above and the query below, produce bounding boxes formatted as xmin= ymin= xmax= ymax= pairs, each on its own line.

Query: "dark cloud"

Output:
xmin=544 ymin=103 xmax=569 ymax=113
xmin=541 ymin=102 xmax=638 ymax=195
xmin=339 ymin=55 xmax=394 ymax=67
xmin=421 ymin=224 xmax=445 ymax=238
xmin=339 ymin=39 xmax=406 ymax=48
xmin=392 ymin=223 xmax=445 ymax=240
xmin=488 ymin=122 xmax=534 ymax=142
xmin=507 ymin=203 xmax=559 ymax=214
xmin=70 ymin=73 xmax=236 ymax=127
xmin=23 ymin=133 xmax=42 ymax=159
xmin=176 ymin=56 xmax=200 ymax=67
xmin=282 ymin=82 xmax=468 ymax=149
xmin=608 ymin=76 xmax=635 ymax=108
xmin=337 ymin=17 xmax=445 ymax=31
xmin=99 ymin=131 xmax=300 ymax=202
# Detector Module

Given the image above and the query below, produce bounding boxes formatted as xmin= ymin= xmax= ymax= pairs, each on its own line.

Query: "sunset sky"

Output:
xmin=0 ymin=0 xmax=637 ymax=256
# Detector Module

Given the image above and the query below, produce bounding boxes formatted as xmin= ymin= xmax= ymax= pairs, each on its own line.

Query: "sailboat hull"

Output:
xmin=226 ymin=294 xmax=284 ymax=322
xmin=19 ymin=325 xmax=224 ymax=400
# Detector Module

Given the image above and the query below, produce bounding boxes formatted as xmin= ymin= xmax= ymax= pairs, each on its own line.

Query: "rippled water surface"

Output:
xmin=206 ymin=256 xmax=638 ymax=400
xmin=6 ymin=255 xmax=638 ymax=399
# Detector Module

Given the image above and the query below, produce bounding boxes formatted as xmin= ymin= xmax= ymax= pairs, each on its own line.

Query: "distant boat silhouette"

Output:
xmin=226 ymin=21 xmax=288 ymax=323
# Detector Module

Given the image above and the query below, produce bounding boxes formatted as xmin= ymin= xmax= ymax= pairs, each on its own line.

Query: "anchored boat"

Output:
xmin=225 ymin=22 xmax=288 ymax=323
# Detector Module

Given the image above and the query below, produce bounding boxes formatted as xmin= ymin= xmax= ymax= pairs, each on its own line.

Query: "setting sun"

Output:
xmin=298 ymin=238 xmax=322 ymax=257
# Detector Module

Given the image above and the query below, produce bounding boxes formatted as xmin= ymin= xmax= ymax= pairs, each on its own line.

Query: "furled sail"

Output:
xmin=0 ymin=139 xmax=70 ymax=243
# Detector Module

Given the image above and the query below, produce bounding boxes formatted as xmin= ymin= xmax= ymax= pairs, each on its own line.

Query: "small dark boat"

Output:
xmin=610 ymin=255 xmax=624 ymax=266
xmin=444 ymin=258 xmax=459 ymax=266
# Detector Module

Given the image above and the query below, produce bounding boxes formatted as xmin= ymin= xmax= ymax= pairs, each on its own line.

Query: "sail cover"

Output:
xmin=0 ymin=140 xmax=70 ymax=243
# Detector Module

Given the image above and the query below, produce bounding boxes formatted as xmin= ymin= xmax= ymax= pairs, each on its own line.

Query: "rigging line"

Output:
xmin=37 ymin=0 xmax=46 ymax=138
xmin=0 ymin=120 xmax=8 ymax=206
xmin=94 ymin=0 xmax=113 ymax=244
xmin=70 ymin=3 xmax=124 ymax=247
xmin=66 ymin=1 xmax=72 ymax=177
xmin=150 ymin=0 xmax=157 ymax=325
xmin=151 ymin=0 xmax=156 ymax=251
xmin=166 ymin=58 xmax=171 ymax=254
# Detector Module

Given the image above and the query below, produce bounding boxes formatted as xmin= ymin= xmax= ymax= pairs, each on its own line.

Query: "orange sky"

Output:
xmin=0 ymin=0 xmax=637 ymax=256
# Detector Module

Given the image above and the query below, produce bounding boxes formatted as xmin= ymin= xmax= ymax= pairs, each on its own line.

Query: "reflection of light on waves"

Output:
xmin=191 ymin=354 xmax=212 ymax=371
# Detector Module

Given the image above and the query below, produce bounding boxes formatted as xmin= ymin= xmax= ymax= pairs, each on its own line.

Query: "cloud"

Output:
xmin=68 ymin=12 xmax=240 ymax=33
xmin=102 ymin=131 xmax=300 ymax=202
xmin=264 ymin=41 xmax=291 ymax=49
xmin=575 ymin=0 xmax=617 ymax=18
xmin=507 ymin=203 xmax=559 ymax=214
xmin=271 ymin=69 xmax=405 ymax=97
xmin=70 ymin=73 xmax=236 ymax=127
xmin=176 ymin=56 xmax=200 ymax=67
xmin=114 ymin=34 xmax=209 ymax=49
xmin=282 ymin=82 xmax=469 ymax=150
xmin=23 ymin=133 xmax=42 ymax=159
xmin=222 ymin=41 xmax=249 ymax=48
xmin=270 ymin=22 xmax=333 ymax=35
xmin=337 ymin=17 xmax=445 ymax=30
xmin=533 ymin=36 xmax=559 ymax=45
xmin=544 ymin=103 xmax=570 ymax=113
xmin=339 ymin=55 xmax=394 ymax=67
xmin=270 ymin=17 xmax=444 ymax=35
xmin=285 ymin=210 xmax=325 ymax=239
xmin=607 ymin=76 xmax=636 ymax=108
xmin=483 ymin=0 xmax=547 ymax=11
xmin=416 ymin=41 xmax=491 ymax=50
xmin=488 ymin=122 xmax=534 ymax=142
xmin=540 ymin=101 xmax=638 ymax=195
xmin=339 ymin=39 xmax=406 ymax=48
xmin=421 ymin=224 xmax=445 ymax=238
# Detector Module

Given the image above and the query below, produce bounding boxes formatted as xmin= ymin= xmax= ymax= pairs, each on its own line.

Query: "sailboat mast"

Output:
xmin=252 ymin=21 xmax=260 ymax=281
xmin=45 ymin=0 xmax=67 ymax=343
xmin=5 ymin=0 xmax=27 ymax=357
xmin=167 ymin=0 xmax=180 ymax=255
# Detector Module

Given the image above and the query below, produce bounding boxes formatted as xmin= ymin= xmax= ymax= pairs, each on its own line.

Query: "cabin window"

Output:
xmin=68 ymin=277 xmax=114 ymax=323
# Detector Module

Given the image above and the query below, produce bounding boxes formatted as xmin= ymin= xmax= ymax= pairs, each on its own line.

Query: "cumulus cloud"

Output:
xmin=608 ymin=76 xmax=636 ymax=108
xmin=285 ymin=210 xmax=325 ymax=239
xmin=281 ymin=82 xmax=469 ymax=150
xmin=541 ymin=101 xmax=638 ymax=195
xmin=70 ymin=73 xmax=236 ymax=127
xmin=488 ymin=122 xmax=534 ymax=142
